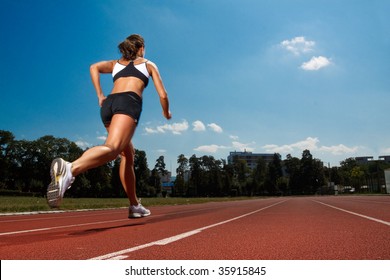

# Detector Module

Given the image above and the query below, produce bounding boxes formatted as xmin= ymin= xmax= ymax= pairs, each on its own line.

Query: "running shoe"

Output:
xmin=47 ymin=158 xmax=74 ymax=208
xmin=128 ymin=202 xmax=151 ymax=218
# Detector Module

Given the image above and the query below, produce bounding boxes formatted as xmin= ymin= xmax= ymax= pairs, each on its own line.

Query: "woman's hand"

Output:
xmin=90 ymin=60 xmax=115 ymax=107
xmin=163 ymin=110 xmax=172 ymax=120
xmin=98 ymin=95 xmax=107 ymax=107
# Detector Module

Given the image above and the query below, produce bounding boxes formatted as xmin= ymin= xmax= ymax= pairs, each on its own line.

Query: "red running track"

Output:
xmin=0 ymin=195 xmax=389 ymax=260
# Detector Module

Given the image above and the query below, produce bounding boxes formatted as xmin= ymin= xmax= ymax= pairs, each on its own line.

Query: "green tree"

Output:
xmin=7 ymin=139 xmax=33 ymax=192
xmin=0 ymin=130 xmax=15 ymax=189
xmin=153 ymin=155 xmax=167 ymax=195
xmin=189 ymin=155 xmax=202 ymax=196
xmin=221 ymin=160 xmax=234 ymax=196
xmin=351 ymin=166 xmax=365 ymax=191
xmin=284 ymin=154 xmax=301 ymax=194
xmin=201 ymin=155 xmax=223 ymax=196
xmin=366 ymin=160 xmax=388 ymax=193
xmin=339 ymin=157 xmax=358 ymax=186
xmin=265 ymin=153 xmax=283 ymax=195
xmin=175 ymin=154 xmax=188 ymax=196
xmin=300 ymin=150 xmax=316 ymax=194
xmin=251 ymin=157 xmax=267 ymax=195
xmin=233 ymin=159 xmax=249 ymax=195
xmin=34 ymin=136 xmax=84 ymax=194
xmin=148 ymin=168 xmax=160 ymax=196
xmin=134 ymin=149 xmax=150 ymax=197
xmin=4 ymin=134 xmax=86 ymax=195
xmin=312 ymin=158 xmax=326 ymax=193
xmin=155 ymin=156 xmax=167 ymax=176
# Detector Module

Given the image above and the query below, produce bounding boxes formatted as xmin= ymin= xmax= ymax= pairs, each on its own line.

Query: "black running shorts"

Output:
xmin=100 ymin=91 xmax=143 ymax=126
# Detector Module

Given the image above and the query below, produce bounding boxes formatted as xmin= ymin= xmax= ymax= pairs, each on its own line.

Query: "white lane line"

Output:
xmin=89 ymin=199 xmax=288 ymax=260
xmin=0 ymin=205 xmax=241 ymax=236
xmin=109 ymin=255 xmax=129 ymax=260
xmin=0 ymin=202 xmax=240 ymax=224
xmin=0 ymin=210 xmax=127 ymax=224
xmin=0 ymin=204 xmax=229 ymax=235
xmin=312 ymin=200 xmax=390 ymax=226
xmin=0 ymin=204 xmax=239 ymax=237
xmin=0 ymin=201 xmax=266 ymax=236
xmin=0 ymin=207 xmax=128 ymax=217
xmin=0 ymin=219 xmax=128 ymax=236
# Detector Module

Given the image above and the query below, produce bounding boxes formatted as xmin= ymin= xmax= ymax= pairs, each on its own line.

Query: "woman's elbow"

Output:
xmin=159 ymin=93 xmax=169 ymax=101
xmin=90 ymin=64 xmax=98 ymax=73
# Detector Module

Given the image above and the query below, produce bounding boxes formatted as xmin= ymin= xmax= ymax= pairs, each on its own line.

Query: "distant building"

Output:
xmin=385 ymin=168 xmax=390 ymax=194
xmin=161 ymin=171 xmax=173 ymax=195
xmin=355 ymin=156 xmax=390 ymax=165
xmin=160 ymin=171 xmax=172 ymax=184
xmin=379 ymin=155 xmax=390 ymax=164
xmin=355 ymin=156 xmax=374 ymax=165
xmin=227 ymin=151 xmax=276 ymax=170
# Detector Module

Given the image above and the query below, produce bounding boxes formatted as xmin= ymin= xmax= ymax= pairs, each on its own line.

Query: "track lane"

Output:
xmin=312 ymin=196 xmax=390 ymax=222
xmin=125 ymin=197 xmax=390 ymax=260
xmin=0 ymin=198 xmax=285 ymax=259
xmin=90 ymin=199 xmax=288 ymax=260
xmin=0 ymin=196 xmax=389 ymax=260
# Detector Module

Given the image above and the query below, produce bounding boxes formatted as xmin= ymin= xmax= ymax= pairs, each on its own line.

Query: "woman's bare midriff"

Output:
xmin=111 ymin=77 xmax=145 ymax=97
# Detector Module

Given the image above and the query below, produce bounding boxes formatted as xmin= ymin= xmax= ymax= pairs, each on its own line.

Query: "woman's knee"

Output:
xmin=104 ymin=143 xmax=122 ymax=161
xmin=120 ymin=146 xmax=135 ymax=161
xmin=120 ymin=150 xmax=133 ymax=157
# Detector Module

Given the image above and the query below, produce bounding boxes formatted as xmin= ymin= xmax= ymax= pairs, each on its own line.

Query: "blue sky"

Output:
xmin=1 ymin=0 xmax=389 ymax=174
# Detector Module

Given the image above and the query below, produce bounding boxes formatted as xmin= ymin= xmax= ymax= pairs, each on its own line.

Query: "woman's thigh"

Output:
xmin=105 ymin=114 xmax=137 ymax=153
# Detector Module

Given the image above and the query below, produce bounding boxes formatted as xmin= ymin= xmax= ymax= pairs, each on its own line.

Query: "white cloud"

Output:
xmin=97 ymin=136 xmax=107 ymax=141
xmin=262 ymin=144 xmax=294 ymax=154
xmin=145 ymin=120 xmax=223 ymax=135
xmin=232 ymin=141 xmax=255 ymax=152
xmin=193 ymin=121 xmax=223 ymax=133
xmin=207 ymin=123 xmax=223 ymax=133
xmin=145 ymin=127 xmax=159 ymax=134
xmin=381 ymin=147 xmax=390 ymax=154
xmin=192 ymin=120 xmax=206 ymax=132
xmin=301 ymin=56 xmax=331 ymax=71
xmin=292 ymin=137 xmax=320 ymax=150
xmin=319 ymin=144 xmax=358 ymax=155
xmin=194 ymin=144 xmax=228 ymax=153
xmin=262 ymin=137 xmax=358 ymax=156
xmin=230 ymin=135 xmax=239 ymax=140
xmin=75 ymin=140 xmax=91 ymax=149
xmin=145 ymin=120 xmax=189 ymax=135
xmin=280 ymin=36 xmax=315 ymax=55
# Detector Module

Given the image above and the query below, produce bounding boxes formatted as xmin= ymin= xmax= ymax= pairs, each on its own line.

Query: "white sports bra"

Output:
xmin=112 ymin=61 xmax=150 ymax=87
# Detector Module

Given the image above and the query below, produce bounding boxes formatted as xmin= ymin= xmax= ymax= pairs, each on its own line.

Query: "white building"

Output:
xmin=227 ymin=151 xmax=277 ymax=170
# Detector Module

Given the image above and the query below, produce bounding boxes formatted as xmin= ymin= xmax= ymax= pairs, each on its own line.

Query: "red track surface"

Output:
xmin=1 ymin=195 xmax=389 ymax=260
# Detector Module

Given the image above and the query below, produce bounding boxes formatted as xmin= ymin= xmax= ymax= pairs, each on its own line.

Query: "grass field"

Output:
xmin=0 ymin=196 xmax=256 ymax=213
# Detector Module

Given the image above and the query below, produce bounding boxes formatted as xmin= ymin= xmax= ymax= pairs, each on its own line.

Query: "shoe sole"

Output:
xmin=128 ymin=212 xmax=151 ymax=219
xmin=46 ymin=158 xmax=65 ymax=208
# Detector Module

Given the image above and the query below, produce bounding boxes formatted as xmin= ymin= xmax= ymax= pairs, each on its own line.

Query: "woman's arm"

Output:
xmin=147 ymin=61 xmax=172 ymax=120
xmin=90 ymin=60 xmax=116 ymax=107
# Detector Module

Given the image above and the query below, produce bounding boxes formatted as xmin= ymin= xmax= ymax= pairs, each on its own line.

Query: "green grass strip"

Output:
xmin=0 ymin=196 xmax=257 ymax=213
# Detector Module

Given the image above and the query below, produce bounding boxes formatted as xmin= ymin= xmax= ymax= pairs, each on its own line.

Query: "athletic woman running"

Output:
xmin=47 ymin=34 xmax=171 ymax=218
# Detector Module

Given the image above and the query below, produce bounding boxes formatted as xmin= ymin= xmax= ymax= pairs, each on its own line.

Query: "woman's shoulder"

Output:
xmin=90 ymin=59 xmax=118 ymax=73
xmin=145 ymin=59 xmax=158 ymax=71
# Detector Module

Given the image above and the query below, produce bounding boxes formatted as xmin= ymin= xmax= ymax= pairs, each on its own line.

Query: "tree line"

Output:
xmin=1 ymin=130 xmax=389 ymax=198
